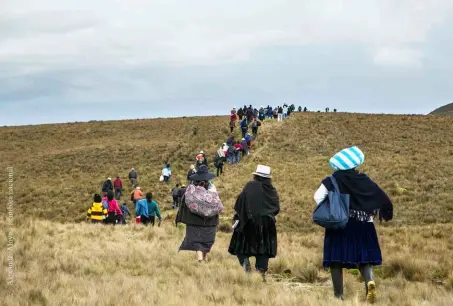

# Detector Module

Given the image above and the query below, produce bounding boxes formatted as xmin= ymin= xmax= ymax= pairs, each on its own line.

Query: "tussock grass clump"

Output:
xmin=381 ymin=257 xmax=426 ymax=282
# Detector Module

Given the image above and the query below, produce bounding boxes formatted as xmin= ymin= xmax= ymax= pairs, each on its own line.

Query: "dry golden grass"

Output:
xmin=1 ymin=219 xmax=453 ymax=306
xmin=2 ymin=112 xmax=453 ymax=305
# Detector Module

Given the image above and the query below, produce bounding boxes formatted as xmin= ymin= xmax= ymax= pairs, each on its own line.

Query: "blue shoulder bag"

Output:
xmin=312 ymin=175 xmax=350 ymax=230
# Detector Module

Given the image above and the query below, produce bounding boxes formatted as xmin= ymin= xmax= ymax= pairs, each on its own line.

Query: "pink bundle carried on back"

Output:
xmin=184 ymin=184 xmax=224 ymax=218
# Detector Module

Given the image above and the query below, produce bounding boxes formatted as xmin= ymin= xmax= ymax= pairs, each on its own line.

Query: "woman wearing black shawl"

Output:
xmin=315 ymin=146 xmax=393 ymax=303
xmin=228 ymin=165 xmax=280 ymax=281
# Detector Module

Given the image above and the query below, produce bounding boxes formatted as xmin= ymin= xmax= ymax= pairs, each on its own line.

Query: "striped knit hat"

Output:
xmin=329 ymin=146 xmax=365 ymax=171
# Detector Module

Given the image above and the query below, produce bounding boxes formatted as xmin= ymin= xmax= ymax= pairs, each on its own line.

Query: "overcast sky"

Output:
xmin=1 ymin=0 xmax=453 ymax=126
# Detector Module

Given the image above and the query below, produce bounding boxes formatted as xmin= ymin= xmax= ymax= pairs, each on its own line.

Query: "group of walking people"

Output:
xmin=174 ymin=145 xmax=392 ymax=304
xmin=88 ymin=107 xmax=391 ymax=303
xmin=230 ymin=104 xmax=296 ymax=129
xmin=89 ymin=168 xmax=163 ymax=226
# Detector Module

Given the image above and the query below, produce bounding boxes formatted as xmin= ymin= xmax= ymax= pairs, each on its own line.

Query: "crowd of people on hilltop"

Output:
xmin=86 ymin=105 xmax=391 ymax=304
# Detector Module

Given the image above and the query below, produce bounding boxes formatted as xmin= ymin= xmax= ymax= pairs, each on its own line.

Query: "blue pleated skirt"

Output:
xmin=323 ymin=218 xmax=382 ymax=269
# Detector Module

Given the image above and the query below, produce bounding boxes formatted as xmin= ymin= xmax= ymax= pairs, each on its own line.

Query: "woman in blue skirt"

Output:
xmin=314 ymin=146 xmax=393 ymax=303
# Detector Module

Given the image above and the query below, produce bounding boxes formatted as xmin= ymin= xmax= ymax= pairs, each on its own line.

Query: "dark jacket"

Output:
xmin=172 ymin=187 xmax=181 ymax=197
xmin=178 ymin=187 xmax=187 ymax=199
xmin=102 ymin=180 xmax=113 ymax=193
xmin=234 ymin=180 xmax=280 ymax=232
xmin=240 ymin=140 xmax=248 ymax=150
xmin=175 ymin=196 xmax=219 ymax=226
xmin=227 ymin=136 xmax=234 ymax=145
xmin=214 ymin=155 xmax=224 ymax=168
xmin=129 ymin=171 xmax=137 ymax=179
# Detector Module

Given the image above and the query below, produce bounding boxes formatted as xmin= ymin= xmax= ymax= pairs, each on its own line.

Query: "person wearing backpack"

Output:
xmin=176 ymin=165 xmax=223 ymax=263
xmin=228 ymin=165 xmax=280 ymax=282
xmin=313 ymin=146 xmax=393 ymax=303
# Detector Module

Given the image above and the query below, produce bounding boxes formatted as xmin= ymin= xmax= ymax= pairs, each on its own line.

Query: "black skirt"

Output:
xmin=179 ymin=225 xmax=217 ymax=253
xmin=228 ymin=216 xmax=277 ymax=258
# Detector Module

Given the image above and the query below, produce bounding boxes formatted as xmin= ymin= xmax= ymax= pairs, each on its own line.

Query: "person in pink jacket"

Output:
xmin=104 ymin=190 xmax=122 ymax=225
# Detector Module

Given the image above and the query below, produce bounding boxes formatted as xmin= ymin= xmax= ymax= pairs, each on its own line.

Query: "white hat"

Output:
xmin=136 ymin=186 xmax=141 ymax=190
xmin=200 ymin=151 xmax=204 ymax=154
xmin=108 ymin=177 xmax=112 ymax=180
xmin=252 ymin=165 xmax=272 ymax=178
xmin=131 ymin=168 xmax=135 ymax=171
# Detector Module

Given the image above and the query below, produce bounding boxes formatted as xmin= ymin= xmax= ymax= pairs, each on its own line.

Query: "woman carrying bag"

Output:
xmin=175 ymin=165 xmax=223 ymax=263
xmin=314 ymin=146 xmax=393 ymax=303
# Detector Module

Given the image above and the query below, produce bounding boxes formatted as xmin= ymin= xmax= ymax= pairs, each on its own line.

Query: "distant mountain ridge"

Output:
xmin=430 ymin=103 xmax=453 ymax=115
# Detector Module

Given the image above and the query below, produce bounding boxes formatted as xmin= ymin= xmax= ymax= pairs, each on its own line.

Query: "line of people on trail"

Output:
xmin=101 ymin=168 xmax=140 ymax=200
xmin=88 ymin=114 xmax=388 ymax=303
xmin=174 ymin=146 xmax=393 ymax=304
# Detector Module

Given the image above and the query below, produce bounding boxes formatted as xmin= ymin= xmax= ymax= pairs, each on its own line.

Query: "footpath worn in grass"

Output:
xmin=2 ymin=112 xmax=453 ymax=305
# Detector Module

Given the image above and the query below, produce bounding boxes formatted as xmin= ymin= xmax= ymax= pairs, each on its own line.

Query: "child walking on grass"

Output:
xmin=121 ymin=203 xmax=132 ymax=224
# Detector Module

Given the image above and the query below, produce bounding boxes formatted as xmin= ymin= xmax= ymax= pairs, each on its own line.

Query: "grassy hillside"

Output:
xmin=430 ymin=103 xmax=453 ymax=115
xmin=2 ymin=113 xmax=453 ymax=226
xmin=2 ymin=113 xmax=453 ymax=305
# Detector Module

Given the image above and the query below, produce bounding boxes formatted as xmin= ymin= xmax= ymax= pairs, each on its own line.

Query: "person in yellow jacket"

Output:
xmin=87 ymin=194 xmax=108 ymax=223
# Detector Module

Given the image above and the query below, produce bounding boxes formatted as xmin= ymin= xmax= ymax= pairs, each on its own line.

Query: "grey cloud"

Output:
xmin=1 ymin=1 xmax=453 ymax=125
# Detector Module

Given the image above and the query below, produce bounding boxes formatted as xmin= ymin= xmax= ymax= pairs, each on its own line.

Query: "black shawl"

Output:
xmin=326 ymin=170 xmax=393 ymax=221
xmin=234 ymin=180 xmax=280 ymax=232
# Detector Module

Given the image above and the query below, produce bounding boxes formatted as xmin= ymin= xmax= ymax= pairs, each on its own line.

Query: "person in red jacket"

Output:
xmin=233 ymin=141 xmax=243 ymax=164
xmin=113 ymin=176 xmax=123 ymax=200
